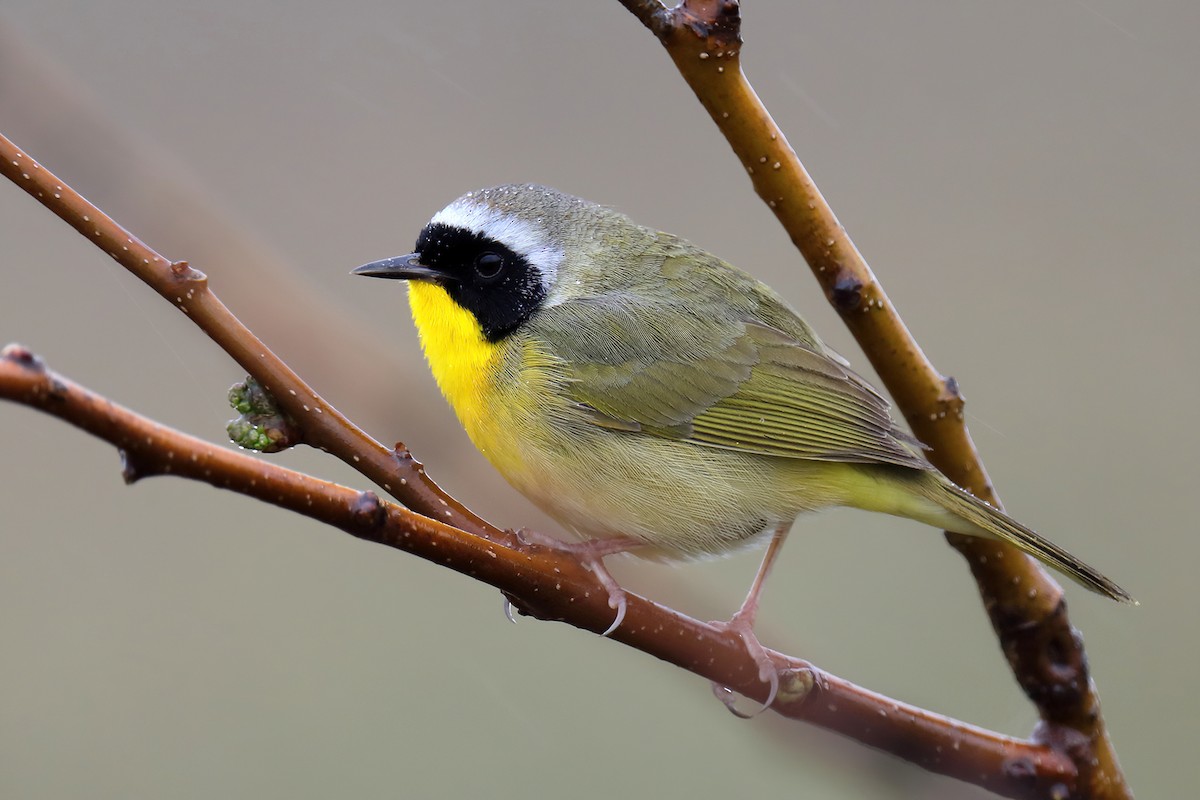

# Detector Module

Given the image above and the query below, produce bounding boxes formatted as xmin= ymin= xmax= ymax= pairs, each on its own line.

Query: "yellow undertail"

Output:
xmin=854 ymin=469 xmax=1134 ymax=603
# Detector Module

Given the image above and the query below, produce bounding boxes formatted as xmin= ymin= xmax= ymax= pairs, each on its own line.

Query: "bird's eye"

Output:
xmin=474 ymin=251 xmax=505 ymax=280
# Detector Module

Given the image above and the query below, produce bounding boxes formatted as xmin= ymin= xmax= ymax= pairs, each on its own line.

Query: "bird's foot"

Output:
xmin=708 ymin=524 xmax=788 ymax=717
xmin=510 ymin=529 xmax=640 ymax=637
xmin=708 ymin=607 xmax=780 ymax=718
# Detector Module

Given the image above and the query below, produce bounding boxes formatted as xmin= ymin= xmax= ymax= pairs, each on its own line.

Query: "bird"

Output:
xmin=353 ymin=184 xmax=1131 ymax=707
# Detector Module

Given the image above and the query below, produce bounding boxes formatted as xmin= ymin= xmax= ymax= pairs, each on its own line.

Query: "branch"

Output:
xmin=0 ymin=344 xmax=1076 ymax=798
xmin=617 ymin=1 xmax=1129 ymax=797
xmin=0 ymin=131 xmax=500 ymax=544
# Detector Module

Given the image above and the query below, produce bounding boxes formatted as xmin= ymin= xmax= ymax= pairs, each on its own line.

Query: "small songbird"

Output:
xmin=353 ymin=184 xmax=1131 ymax=703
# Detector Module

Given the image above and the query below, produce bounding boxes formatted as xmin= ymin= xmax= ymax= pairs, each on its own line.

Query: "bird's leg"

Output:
xmin=512 ymin=529 xmax=641 ymax=636
xmin=710 ymin=524 xmax=790 ymax=716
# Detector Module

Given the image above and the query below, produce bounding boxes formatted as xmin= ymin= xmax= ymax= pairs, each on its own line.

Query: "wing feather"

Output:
xmin=535 ymin=240 xmax=930 ymax=471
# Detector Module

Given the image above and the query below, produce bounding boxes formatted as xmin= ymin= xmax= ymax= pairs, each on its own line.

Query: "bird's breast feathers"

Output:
xmin=407 ymin=281 xmax=502 ymax=441
xmin=407 ymin=280 xmax=568 ymax=466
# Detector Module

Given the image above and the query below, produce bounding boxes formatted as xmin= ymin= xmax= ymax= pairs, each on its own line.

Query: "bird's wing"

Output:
xmin=539 ymin=291 xmax=931 ymax=470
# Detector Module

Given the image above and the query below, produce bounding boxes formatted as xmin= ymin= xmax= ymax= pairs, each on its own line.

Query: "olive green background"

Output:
xmin=1 ymin=2 xmax=1195 ymax=797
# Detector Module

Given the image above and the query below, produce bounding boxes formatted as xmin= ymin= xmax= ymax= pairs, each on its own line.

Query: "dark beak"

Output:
xmin=351 ymin=253 xmax=446 ymax=282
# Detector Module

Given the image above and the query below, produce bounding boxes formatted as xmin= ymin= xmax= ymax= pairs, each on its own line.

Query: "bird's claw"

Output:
xmin=709 ymin=613 xmax=780 ymax=717
xmin=506 ymin=529 xmax=635 ymax=636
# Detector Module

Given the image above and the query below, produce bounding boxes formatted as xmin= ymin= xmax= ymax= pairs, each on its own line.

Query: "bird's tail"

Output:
xmin=859 ymin=469 xmax=1134 ymax=603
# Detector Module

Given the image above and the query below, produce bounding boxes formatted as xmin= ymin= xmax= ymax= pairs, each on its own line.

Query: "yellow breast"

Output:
xmin=407 ymin=280 xmax=571 ymax=500
xmin=407 ymin=281 xmax=501 ymax=446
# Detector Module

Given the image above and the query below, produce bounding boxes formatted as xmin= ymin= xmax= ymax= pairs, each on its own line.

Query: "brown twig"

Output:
xmin=0 ymin=344 xmax=1076 ymax=798
xmin=0 ymin=131 xmax=501 ymax=545
xmin=617 ymin=1 xmax=1129 ymax=797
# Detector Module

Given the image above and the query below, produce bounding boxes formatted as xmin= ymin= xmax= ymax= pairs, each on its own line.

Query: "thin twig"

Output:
xmin=0 ymin=131 xmax=501 ymax=544
xmin=616 ymin=1 xmax=1129 ymax=797
xmin=0 ymin=344 xmax=1077 ymax=799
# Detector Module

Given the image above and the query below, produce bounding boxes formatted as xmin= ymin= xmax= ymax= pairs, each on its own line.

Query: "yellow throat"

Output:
xmin=407 ymin=281 xmax=500 ymax=441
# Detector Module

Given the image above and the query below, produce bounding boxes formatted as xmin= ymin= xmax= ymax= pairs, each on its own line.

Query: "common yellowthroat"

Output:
xmin=353 ymin=185 xmax=1130 ymax=697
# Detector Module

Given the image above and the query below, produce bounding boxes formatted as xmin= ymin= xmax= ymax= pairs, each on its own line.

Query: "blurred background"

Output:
xmin=1 ymin=2 xmax=1195 ymax=797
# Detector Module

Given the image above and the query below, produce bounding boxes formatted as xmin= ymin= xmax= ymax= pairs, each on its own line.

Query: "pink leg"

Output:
xmin=711 ymin=524 xmax=790 ymax=716
xmin=513 ymin=530 xmax=641 ymax=636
